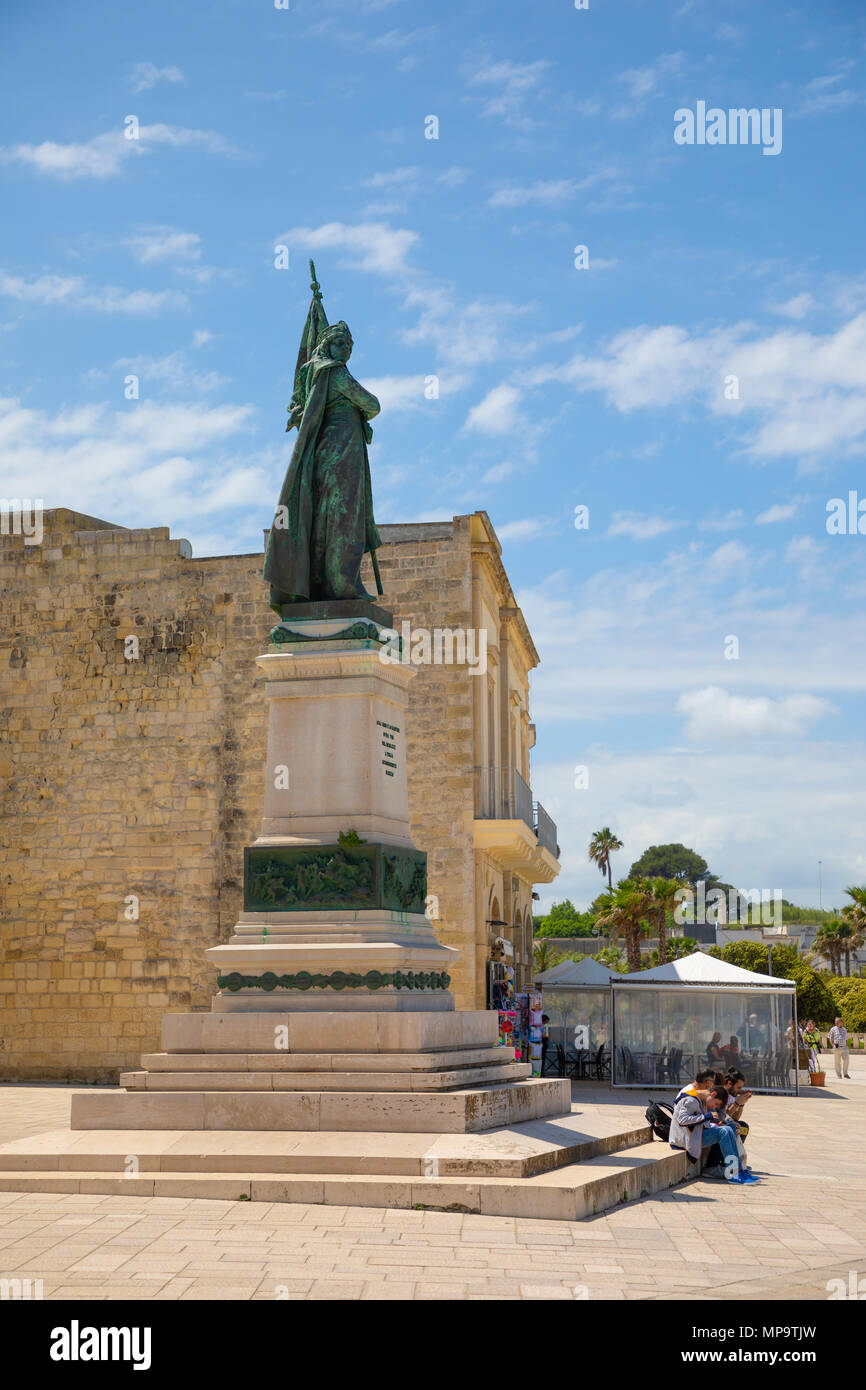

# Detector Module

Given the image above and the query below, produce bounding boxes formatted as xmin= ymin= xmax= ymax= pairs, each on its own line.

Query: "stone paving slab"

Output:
xmin=0 ymin=1057 xmax=864 ymax=1299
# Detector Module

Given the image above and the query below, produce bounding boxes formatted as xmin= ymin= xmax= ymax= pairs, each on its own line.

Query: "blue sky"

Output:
xmin=2 ymin=0 xmax=865 ymax=911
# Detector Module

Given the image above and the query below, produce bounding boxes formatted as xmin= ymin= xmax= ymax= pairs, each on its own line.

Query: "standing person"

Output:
xmin=802 ymin=1019 xmax=821 ymax=1074
xmin=829 ymin=1017 xmax=851 ymax=1079
xmin=541 ymin=1015 xmax=550 ymax=1075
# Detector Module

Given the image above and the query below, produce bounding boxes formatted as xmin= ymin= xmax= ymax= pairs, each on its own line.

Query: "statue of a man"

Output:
xmin=264 ymin=265 xmax=382 ymax=614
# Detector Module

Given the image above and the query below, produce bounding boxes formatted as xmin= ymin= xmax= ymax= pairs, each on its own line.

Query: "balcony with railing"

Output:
xmin=473 ymin=765 xmax=560 ymax=881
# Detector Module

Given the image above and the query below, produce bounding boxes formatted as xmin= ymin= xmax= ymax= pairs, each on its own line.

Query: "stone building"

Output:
xmin=0 ymin=507 xmax=559 ymax=1080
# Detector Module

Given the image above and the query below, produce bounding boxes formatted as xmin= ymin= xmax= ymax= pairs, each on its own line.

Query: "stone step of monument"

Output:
xmin=0 ymin=1110 xmax=655 ymax=1180
xmin=141 ymin=1047 xmax=515 ymax=1072
xmin=69 ymin=1078 xmax=571 ymax=1134
xmin=118 ymin=1062 xmax=531 ymax=1092
xmin=0 ymin=1145 xmax=689 ymax=1221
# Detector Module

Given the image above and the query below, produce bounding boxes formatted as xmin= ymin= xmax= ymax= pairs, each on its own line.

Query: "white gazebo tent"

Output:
xmin=535 ymin=956 xmax=619 ymax=1077
xmin=610 ymin=951 xmax=798 ymax=1094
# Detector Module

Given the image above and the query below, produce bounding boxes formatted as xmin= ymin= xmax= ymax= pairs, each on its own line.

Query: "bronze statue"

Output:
xmin=264 ymin=262 xmax=383 ymax=614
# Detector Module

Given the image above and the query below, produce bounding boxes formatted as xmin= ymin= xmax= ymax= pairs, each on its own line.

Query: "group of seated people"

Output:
xmin=706 ymin=1032 xmax=742 ymax=1067
xmin=668 ymin=1065 xmax=759 ymax=1186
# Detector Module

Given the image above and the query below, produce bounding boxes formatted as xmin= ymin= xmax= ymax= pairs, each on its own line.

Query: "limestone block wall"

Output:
xmin=0 ymin=510 xmax=480 ymax=1080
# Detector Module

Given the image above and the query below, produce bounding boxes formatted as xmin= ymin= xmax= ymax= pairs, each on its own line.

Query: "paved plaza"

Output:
xmin=1 ymin=1058 xmax=864 ymax=1301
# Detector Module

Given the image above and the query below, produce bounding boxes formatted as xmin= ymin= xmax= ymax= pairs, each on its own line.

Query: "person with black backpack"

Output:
xmin=669 ymin=1083 xmax=760 ymax=1185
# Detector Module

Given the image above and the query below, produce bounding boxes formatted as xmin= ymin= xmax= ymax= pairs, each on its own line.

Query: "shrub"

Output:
xmin=825 ymin=977 xmax=866 ymax=1032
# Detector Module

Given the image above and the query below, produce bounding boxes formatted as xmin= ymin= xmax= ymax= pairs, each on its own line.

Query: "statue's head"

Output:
xmin=317 ymin=320 xmax=353 ymax=364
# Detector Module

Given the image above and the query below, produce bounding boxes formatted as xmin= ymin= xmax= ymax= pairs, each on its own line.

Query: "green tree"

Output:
xmin=588 ymin=827 xmax=624 ymax=891
xmin=826 ymin=977 xmax=866 ymax=1031
xmin=628 ymin=843 xmax=725 ymax=896
xmin=647 ymin=937 xmax=698 ymax=967
xmin=592 ymin=945 xmax=627 ymax=973
xmin=533 ymin=899 xmax=597 ymax=938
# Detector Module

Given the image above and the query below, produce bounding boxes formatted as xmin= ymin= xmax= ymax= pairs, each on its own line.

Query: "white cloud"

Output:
xmin=799 ymin=71 xmax=864 ymax=116
xmin=697 ymin=509 xmax=744 ymax=532
xmin=465 ymin=383 xmax=524 ymax=436
xmin=125 ymin=227 xmax=202 ymax=264
xmin=531 ymin=743 xmax=865 ymax=911
xmin=771 ymin=292 xmax=816 ymax=320
xmin=127 ymin=62 xmax=184 ymax=93
xmin=0 ymin=394 xmax=265 ymax=552
xmin=110 ymin=348 xmax=229 ymax=394
xmin=617 ymin=51 xmax=686 ymax=102
xmin=496 ymin=518 xmax=548 ymax=542
xmin=437 ymin=166 xmax=470 ymax=188
xmin=488 ymin=179 xmax=583 ymax=209
xmin=607 ymin=511 xmax=682 ymax=540
xmin=283 ymin=221 xmax=419 ymax=276
xmin=0 ymin=124 xmax=237 ymax=181
xmin=676 ymin=686 xmax=834 ymax=741
xmin=481 ymin=460 xmax=518 ymax=485
xmin=468 ymin=58 xmax=551 ymax=130
xmin=755 ymin=500 xmax=800 ymax=524
xmin=0 ymin=271 xmax=186 ymax=315
xmin=364 ymin=372 xmax=469 ymax=413
xmin=517 ymin=541 xmax=866 ymax=731
xmin=362 ymin=166 xmax=420 ymax=189
xmin=532 ymin=313 xmax=866 ymax=465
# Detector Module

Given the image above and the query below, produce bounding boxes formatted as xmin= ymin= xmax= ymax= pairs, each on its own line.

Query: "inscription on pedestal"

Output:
xmin=376 ymin=718 xmax=401 ymax=779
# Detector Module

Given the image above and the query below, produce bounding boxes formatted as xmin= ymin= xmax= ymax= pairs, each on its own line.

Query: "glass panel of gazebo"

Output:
xmin=612 ymin=987 xmax=797 ymax=1091
xmin=542 ymin=989 xmax=609 ymax=1074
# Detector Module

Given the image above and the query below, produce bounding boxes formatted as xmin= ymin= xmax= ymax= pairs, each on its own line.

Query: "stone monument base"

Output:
xmin=69 ymin=1009 xmax=570 ymax=1134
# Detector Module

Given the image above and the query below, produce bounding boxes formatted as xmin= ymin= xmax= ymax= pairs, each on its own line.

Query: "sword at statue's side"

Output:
xmin=370 ymin=547 xmax=383 ymax=597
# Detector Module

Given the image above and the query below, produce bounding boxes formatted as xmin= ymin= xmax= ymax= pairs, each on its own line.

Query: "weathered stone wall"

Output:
xmin=0 ymin=510 xmax=479 ymax=1079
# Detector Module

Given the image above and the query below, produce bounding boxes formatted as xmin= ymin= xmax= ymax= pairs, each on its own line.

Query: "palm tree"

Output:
xmin=588 ymin=827 xmax=624 ymax=891
xmin=811 ymin=919 xmax=845 ymax=975
xmin=836 ymin=921 xmax=855 ymax=976
xmin=595 ymin=879 xmax=651 ymax=974
xmin=533 ymin=941 xmax=564 ymax=975
xmin=647 ymin=876 xmax=681 ymax=967
xmin=842 ymin=887 xmax=866 ymax=973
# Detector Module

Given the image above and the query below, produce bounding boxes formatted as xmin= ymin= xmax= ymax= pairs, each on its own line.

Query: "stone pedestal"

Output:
xmin=70 ymin=603 xmax=570 ymax=1136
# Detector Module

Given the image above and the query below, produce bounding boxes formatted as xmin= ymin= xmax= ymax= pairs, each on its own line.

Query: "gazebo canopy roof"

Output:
xmin=613 ymin=950 xmax=795 ymax=988
xmin=536 ymin=956 xmax=620 ymax=986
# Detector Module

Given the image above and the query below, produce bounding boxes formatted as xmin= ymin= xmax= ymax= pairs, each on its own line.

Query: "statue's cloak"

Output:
xmin=264 ymin=347 xmax=380 ymax=613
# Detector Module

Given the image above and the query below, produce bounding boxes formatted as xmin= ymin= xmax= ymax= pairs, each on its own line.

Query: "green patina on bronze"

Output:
xmin=263 ymin=262 xmax=383 ymax=614
xmin=243 ymin=843 xmax=427 ymax=915
xmin=268 ymin=619 xmax=387 ymax=647
xmin=217 ymin=969 xmax=451 ymax=993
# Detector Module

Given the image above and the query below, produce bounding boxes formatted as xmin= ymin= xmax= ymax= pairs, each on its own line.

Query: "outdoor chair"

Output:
xmin=593 ymin=1044 xmax=610 ymax=1080
xmin=666 ymin=1047 xmax=683 ymax=1084
xmin=564 ymin=1047 xmax=588 ymax=1078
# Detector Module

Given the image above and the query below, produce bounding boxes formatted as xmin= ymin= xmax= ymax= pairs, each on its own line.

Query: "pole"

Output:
xmin=818 ymin=860 xmax=823 ymax=912
xmin=767 ymin=944 xmax=773 ymax=976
